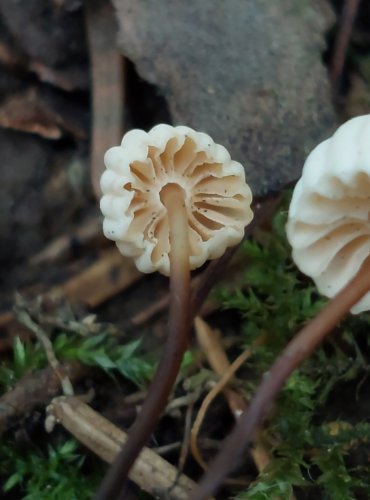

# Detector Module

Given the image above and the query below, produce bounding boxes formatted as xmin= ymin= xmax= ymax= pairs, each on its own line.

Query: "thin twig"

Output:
xmin=0 ymin=362 xmax=87 ymax=435
xmin=130 ymin=293 xmax=171 ymax=327
xmin=178 ymin=398 xmax=195 ymax=473
xmin=1 ymin=248 xmax=142 ymax=349
xmin=129 ymin=277 xmax=218 ymax=329
xmin=154 ymin=442 xmax=182 ymax=455
xmin=15 ymin=308 xmax=74 ymax=396
xmin=166 ymin=391 xmax=204 ymax=415
xmin=47 ymin=396 xmax=200 ymax=500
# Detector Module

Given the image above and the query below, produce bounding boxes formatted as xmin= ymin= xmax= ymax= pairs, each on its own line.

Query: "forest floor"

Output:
xmin=1 ymin=1 xmax=370 ymax=499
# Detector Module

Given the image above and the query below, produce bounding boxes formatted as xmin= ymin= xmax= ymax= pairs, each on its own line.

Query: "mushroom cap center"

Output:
xmin=159 ymin=182 xmax=186 ymax=208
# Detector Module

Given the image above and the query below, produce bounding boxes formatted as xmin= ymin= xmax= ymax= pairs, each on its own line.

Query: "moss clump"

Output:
xmin=215 ymin=199 xmax=370 ymax=499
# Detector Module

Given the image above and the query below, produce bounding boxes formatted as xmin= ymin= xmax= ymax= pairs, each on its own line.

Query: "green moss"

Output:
xmin=214 ymin=196 xmax=370 ymax=499
xmin=0 ymin=439 xmax=100 ymax=499
xmin=0 ymin=307 xmax=196 ymax=498
xmin=0 ymin=329 xmax=157 ymax=393
xmin=2 ymin=195 xmax=370 ymax=498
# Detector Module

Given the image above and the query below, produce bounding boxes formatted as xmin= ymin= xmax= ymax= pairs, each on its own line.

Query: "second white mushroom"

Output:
xmin=287 ymin=114 xmax=370 ymax=313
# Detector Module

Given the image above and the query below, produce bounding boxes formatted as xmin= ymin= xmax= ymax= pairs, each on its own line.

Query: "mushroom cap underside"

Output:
xmin=287 ymin=114 xmax=370 ymax=313
xmin=101 ymin=124 xmax=253 ymax=275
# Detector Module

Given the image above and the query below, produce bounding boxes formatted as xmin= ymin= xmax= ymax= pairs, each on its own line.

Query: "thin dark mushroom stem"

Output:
xmin=191 ymin=254 xmax=370 ymax=500
xmin=96 ymin=184 xmax=191 ymax=500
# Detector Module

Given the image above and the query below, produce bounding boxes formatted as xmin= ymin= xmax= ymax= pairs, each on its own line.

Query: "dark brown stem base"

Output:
xmin=95 ymin=184 xmax=191 ymax=500
xmin=192 ymin=255 xmax=370 ymax=500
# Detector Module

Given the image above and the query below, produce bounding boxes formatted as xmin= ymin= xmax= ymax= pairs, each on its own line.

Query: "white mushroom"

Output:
xmin=97 ymin=124 xmax=254 ymax=498
xmin=100 ymin=124 xmax=253 ymax=276
xmin=287 ymin=114 xmax=370 ymax=313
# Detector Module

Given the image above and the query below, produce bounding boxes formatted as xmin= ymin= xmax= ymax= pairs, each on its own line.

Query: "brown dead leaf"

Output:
xmin=0 ymin=87 xmax=88 ymax=140
xmin=0 ymin=88 xmax=62 ymax=139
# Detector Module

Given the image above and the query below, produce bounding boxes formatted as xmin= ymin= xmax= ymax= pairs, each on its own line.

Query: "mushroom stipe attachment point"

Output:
xmin=96 ymin=124 xmax=253 ymax=499
xmin=191 ymin=114 xmax=370 ymax=499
